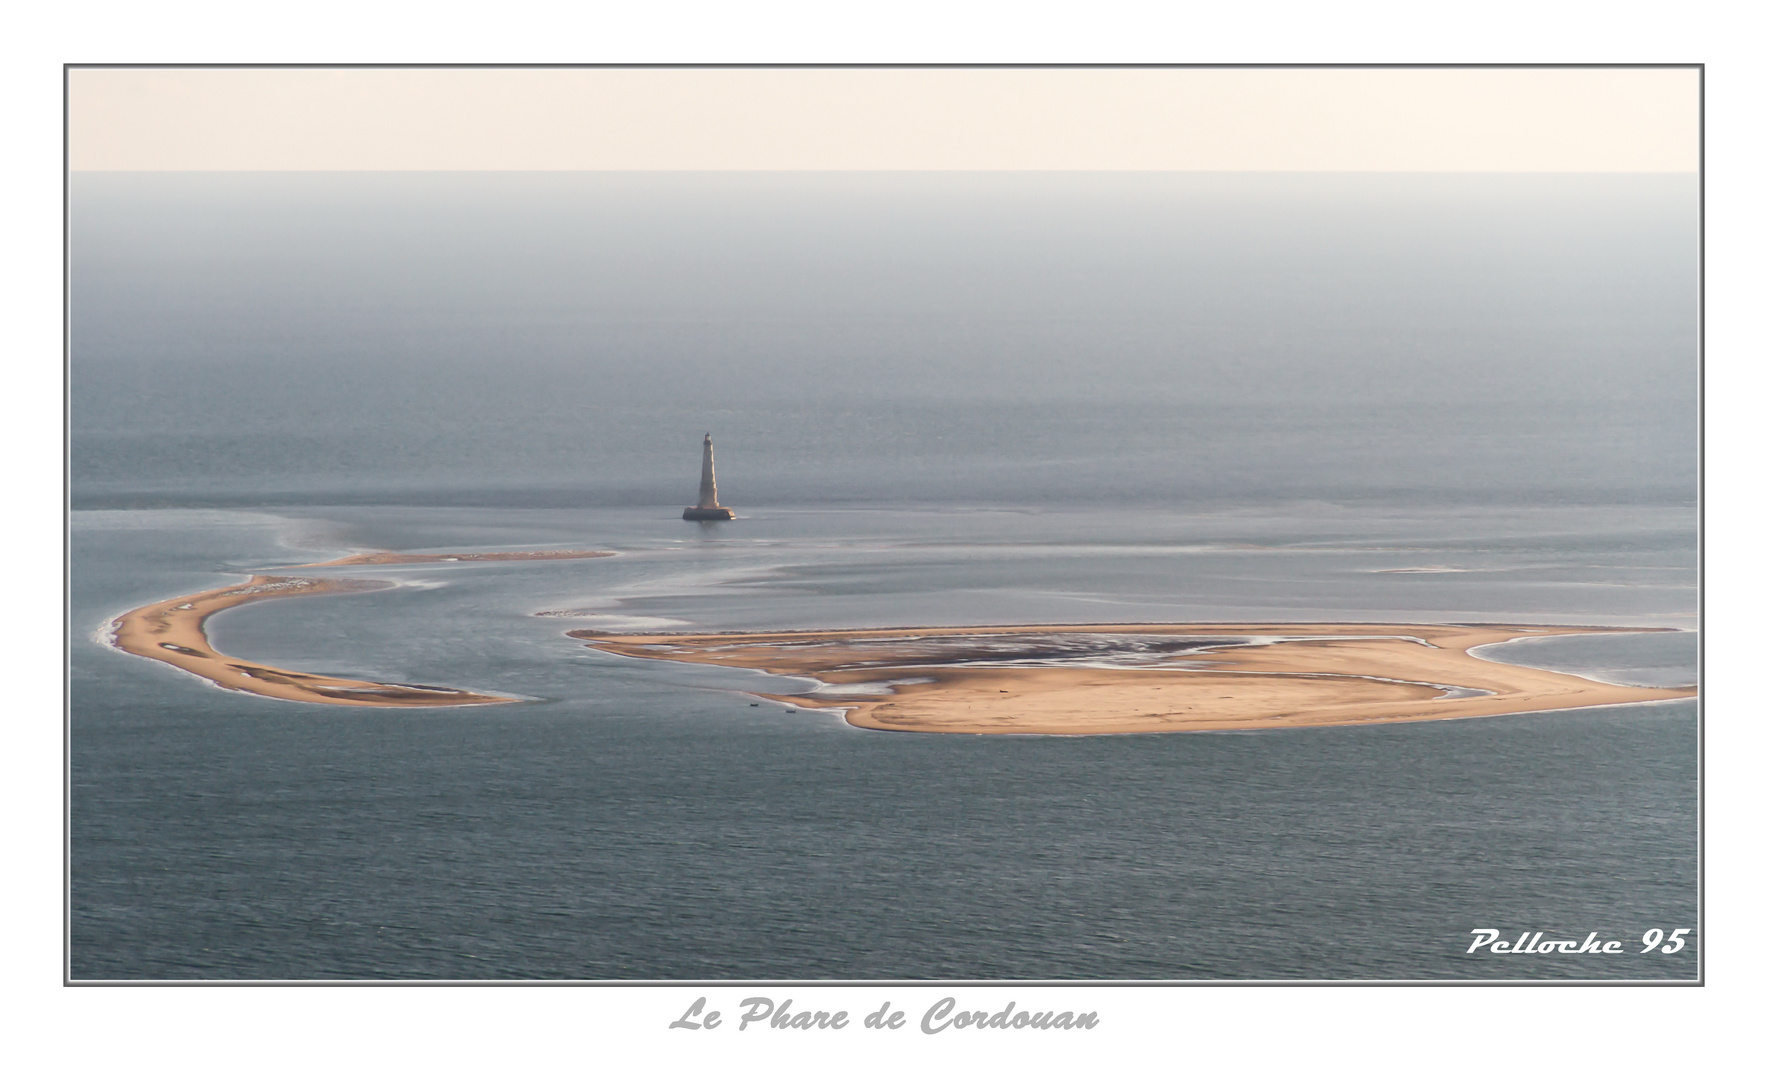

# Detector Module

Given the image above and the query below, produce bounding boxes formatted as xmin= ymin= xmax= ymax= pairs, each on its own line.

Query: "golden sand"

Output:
xmin=109 ymin=575 xmax=519 ymax=707
xmin=572 ymin=623 xmax=1695 ymax=735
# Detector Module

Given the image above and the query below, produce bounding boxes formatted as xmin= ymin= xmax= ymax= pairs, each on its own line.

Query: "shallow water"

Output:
xmin=71 ymin=502 xmax=1697 ymax=981
xmin=69 ymin=173 xmax=1697 ymax=980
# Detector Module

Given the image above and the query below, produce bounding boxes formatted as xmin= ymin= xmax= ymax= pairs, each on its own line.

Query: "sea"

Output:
xmin=68 ymin=171 xmax=1699 ymax=980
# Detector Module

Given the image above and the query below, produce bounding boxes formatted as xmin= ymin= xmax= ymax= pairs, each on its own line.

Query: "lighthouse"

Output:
xmin=682 ymin=433 xmax=736 ymax=520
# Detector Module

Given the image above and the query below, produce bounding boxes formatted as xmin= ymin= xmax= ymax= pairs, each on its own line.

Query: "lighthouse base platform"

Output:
xmin=683 ymin=506 xmax=736 ymax=521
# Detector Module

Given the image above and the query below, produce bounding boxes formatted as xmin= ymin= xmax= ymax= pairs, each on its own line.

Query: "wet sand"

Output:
xmin=295 ymin=549 xmax=616 ymax=568
xmin=572 ymin=623 xmax=1696 ymax=734
xmin=109 ymin=575 xmax=520 ymax=707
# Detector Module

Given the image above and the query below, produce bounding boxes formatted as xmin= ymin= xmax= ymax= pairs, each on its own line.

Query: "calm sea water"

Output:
xmin=69 ymin=173 xmax=1698 ymax=980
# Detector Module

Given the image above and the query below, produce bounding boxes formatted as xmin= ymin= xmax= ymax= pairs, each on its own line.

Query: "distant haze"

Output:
xmin=68 ymin=68 xmax=1697 ymax=173
xmin=70 ymin=171 xmax=1697 ymax=509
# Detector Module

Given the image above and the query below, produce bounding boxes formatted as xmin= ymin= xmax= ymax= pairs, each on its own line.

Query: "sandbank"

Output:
xmin=571 ymin=623 xmax=1695 ymax=735
xmin=109 ymin=575 xmax=520 ymax=707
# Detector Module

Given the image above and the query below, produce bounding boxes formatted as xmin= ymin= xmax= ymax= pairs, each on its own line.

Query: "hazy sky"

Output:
xmin=69 ymin=67 xmax=1698 ymax=172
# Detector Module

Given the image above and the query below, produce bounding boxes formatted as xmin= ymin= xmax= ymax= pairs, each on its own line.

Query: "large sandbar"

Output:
xmin=571 ymin=623 xmax=1695 ymax=735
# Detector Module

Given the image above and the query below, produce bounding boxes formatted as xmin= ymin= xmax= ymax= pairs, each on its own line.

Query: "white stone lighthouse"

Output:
xmin=682 ymin=433 xmax=736 ymax=520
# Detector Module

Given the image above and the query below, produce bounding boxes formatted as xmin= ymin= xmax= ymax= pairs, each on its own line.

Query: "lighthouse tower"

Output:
xmin=682 ymin=433 xmax=736 ymax=520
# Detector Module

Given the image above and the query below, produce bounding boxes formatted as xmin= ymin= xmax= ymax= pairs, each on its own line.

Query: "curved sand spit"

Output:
xmin=107 ymin=550 xmax=613 ymax=707
xmin=109 ymin=575 xmax=522 ymax=706
xmin=572 ymin=623 xmax=1696 ymax=735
